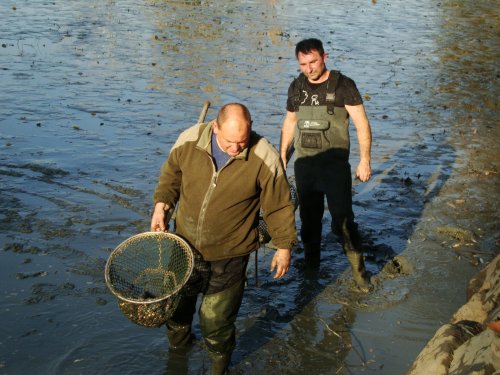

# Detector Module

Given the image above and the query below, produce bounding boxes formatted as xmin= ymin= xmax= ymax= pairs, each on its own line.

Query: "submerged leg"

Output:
xmin=199 ymin=279 xmax=245 ymax=375
xmin=166 ymin=294 xmax=198 ymax=349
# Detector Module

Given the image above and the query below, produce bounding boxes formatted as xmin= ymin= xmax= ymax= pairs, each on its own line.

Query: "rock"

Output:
xmin=452 ymin=255 xmax=499 ymax=324
xmin=407 ymin=255 xmax=500 ymax=375
xmin=448 ymin=326 xmax=499 ymax=375
xmin=406 ymin=321 xmax=483 ymax=375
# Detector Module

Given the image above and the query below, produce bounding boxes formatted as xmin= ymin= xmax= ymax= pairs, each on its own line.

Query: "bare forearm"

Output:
xmin=280 ymin=111 xmax=297 ymax=167
xmin=347 ymin=104 xmax=372 ymax=181
xmin=346 ymin=104 xmax=372 ymax=162
xmin=357 ymin=123 xmax=372 ymax=163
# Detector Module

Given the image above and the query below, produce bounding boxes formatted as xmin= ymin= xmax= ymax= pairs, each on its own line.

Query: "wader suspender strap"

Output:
xmin=293 ymin=71 xmax=340 ymax=114
xmin=326 ymin=71 xmax=340 ymax=115
xmin=292 ymin=77 xmax=302 ymax=112
xmin=326 ymin=88 xmax=336 ymax=115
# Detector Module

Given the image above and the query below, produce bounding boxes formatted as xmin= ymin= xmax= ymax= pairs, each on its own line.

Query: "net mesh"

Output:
xmin=105 ymin=232 xmax=194 ymax=327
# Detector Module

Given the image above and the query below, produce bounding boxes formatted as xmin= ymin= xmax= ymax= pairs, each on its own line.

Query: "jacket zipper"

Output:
xmin=195 ymin=154 xmax=218 ymax=249
xmin=194 ymin=154 xmax=235 ymax=250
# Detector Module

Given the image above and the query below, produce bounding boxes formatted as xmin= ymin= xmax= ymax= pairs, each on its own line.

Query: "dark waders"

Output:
xmin=166 ymin=254 xmax=249 ymax=374
xmin=295 ymin=155 xmax=371 ymax=292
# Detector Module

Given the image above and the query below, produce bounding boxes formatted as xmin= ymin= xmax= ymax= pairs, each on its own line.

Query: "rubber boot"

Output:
xmin=303 ymin=242 xmax=321 ymax=269
xmin=200 ymin=280 xmax=245 ymax=375
xmin=346 ymin=250 xmax=371 ymax=293
xmin=166 ymin=346 xmax=190 ymax=375
xmin=166 ymin=321 xmax=195 ymax=350
xmin=207 ymin=350 xmax=231 ymax=375
xmin=342 ymin=221 xmax=372 ymax=293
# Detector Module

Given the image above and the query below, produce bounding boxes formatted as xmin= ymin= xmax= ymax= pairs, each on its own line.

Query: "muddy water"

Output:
xmin=0 ymin=1 xmax=498 ymax=374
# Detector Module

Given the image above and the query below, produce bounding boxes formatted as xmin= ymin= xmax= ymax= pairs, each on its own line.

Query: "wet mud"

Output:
xmin=1 ymin=0 xmax=498 ymax=374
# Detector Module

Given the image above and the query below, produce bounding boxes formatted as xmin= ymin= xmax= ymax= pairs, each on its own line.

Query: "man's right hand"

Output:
xmin=150 ymin=202 xmax=169 ymax=232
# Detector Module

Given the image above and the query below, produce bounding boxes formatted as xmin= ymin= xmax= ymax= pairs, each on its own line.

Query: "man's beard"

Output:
xmin=307 ymin=67 xmax=327 ymax=82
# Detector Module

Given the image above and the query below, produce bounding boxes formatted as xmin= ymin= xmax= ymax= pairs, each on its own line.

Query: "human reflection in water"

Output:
xmin=288 ymin=303 xmax=358 ymax=372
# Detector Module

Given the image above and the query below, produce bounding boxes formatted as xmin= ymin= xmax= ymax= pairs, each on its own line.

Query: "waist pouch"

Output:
xmin=297 ymin=119 xmax=330 ymax=150
xmin=297 ymin=119 xmax=330 ymax=130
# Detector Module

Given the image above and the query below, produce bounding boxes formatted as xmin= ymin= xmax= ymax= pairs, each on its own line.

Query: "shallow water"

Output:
xmin=1 ymin=0 xmax=498 ymax=374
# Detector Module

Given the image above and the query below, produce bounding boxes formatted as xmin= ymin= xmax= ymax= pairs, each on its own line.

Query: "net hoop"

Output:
xmin=104 ymin=231 xmax=194 ymax=305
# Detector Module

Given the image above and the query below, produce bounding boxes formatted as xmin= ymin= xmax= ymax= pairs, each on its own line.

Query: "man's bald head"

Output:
xmin=216 ymin=103 xmax=252 ymax=129
xmin=213 ymin=103 xmax=252 ymax=157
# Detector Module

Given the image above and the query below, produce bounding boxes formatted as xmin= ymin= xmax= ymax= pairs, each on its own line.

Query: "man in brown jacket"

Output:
xmin=151 ymin=103 xmax=297 ymax=374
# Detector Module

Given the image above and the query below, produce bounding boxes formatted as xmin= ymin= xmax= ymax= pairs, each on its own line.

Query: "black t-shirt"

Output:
xmin=286 ymin=71 xmax=363 ymax=112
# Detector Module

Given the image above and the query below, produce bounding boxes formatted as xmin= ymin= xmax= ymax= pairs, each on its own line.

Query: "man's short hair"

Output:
xmin=295 ymin=38 xmax=325 ymax=58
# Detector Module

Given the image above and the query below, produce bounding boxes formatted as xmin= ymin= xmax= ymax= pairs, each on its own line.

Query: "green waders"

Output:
xmin=166 ymin=294 xmax=198 ymax=350
xmin=303 ymin=220 xmax=371 ymax=293
xmin=200 ymin=278 xmax=246 ymax=375
xmin=341 ymin=219 xmax=371 ymax=293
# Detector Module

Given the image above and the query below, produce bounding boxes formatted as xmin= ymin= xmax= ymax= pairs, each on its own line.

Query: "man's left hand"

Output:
xmin=270 ymin=248 xmax=291 ymax=279
xmin=355 ymin=160 xmax=371 ymax=182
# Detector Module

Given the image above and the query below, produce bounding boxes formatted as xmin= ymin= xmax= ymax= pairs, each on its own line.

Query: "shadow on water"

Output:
xmin=221 ymin=124 xmax=456 ymax=374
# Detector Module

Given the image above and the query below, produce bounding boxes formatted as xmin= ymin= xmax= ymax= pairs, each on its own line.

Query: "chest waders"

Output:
xmin=292 ymin=71 xmax=371 ymax=292
xmin=166 ymin=255 xmax=248 ymax=374
xmin=293 ymin=71 xmax=350 ymax=161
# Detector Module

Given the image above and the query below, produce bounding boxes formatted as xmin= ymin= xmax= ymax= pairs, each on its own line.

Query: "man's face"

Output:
xmin=297 ymin=50 xmax=328 ymax=82
xmin=213 ymin=117 xmax=250 ymax=157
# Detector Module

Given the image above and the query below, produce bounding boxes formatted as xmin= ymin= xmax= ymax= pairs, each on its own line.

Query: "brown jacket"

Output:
xmin=154 ymin=121 xmax=297 ymax=261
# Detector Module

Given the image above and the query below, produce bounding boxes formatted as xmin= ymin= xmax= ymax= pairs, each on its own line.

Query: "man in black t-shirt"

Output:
xmin=280 ymin=38 xmax=373 ymax=292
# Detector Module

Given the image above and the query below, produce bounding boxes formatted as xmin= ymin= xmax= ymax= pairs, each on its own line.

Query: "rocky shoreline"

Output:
xmin=408 ymin=255 xmax=499 ymax=374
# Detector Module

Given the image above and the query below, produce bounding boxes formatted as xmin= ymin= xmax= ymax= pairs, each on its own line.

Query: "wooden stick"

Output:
xmin=198 ymin=101 xmax=211 ymax=123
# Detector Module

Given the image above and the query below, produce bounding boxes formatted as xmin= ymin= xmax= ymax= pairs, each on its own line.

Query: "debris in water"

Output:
xmin=16 ymin=271 xmax=48 ymax=279
xmin=435 ymin=226 xmax=476 ymax=243
xmin=96 ymin=297 xmax=107 ymax=305
xmin=403 ymin=177 xmax=413 ymax=186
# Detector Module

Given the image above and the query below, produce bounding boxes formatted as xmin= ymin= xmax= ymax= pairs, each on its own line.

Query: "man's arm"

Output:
xmin=346 ymin=104 xmax=372 ymax=182
xmin=150 ymin=147 xmax=183 ymax=231
xmin=279 ymin=111 xmax=298 ymax=169
xmin=259 ymin=139 xmax=298 ymax=278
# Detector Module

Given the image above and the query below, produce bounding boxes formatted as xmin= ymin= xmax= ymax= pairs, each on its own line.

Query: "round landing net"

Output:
xmin=105 ymin=232 xmax=194 ymax=328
